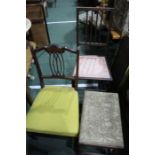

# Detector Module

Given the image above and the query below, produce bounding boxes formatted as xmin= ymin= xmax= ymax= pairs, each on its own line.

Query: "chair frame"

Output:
xmin=32 ymin=44 xmax=79 ymax=89
xmin=27 ymin=44 xmax=80 ymax=151
xmin=75 ymin=7 xmax=113 ymax=87
xmin=26 ymin=3 xmax=50 ymax=45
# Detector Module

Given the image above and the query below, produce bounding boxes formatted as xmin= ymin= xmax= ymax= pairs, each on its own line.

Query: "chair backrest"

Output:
xmin=76 ymin=7 xmax=114 ymax=47
xmin=32 ymin=44 xmax=79 ymax=89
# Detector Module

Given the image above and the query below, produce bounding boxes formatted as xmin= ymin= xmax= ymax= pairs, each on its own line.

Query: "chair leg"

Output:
xmin=111 ymin=149 xmax=118 ymax=155
xmin=26 ymin=90 xmax=33 ymax=106
xmin=71 ymin=137 xmax=78 ymax=153
xmin=98 ymin=81 xmax=111 ymax=91
xmin=72 ymin=80 xmax=78 ymax=89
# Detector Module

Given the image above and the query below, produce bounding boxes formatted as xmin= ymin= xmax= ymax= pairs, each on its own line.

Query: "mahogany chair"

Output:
xmin=26 ymin=3 xmax=50 ymax=47
xmin=78 ymin=91 xmax=124 ymax=155
xmin=26 ymin=44 xmax=79 ymax=140
xmin=73 ymin=7 xmax=114 ymax=89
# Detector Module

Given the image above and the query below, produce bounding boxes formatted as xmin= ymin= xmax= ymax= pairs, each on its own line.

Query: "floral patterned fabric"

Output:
xmin=79 ymin=91 xmax=124 ymax=148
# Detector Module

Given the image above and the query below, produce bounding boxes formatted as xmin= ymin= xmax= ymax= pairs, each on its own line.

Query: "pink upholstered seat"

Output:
xmin=73 ymin=55 xmax=112 ymax=81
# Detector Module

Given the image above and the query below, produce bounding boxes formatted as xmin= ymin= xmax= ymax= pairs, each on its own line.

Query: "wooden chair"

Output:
xmin=26 ymin=44 xmax=79 ymax=139
xmin=73 ymin=7 xmax=113 ymax=88
xmin=79 ymin=91 xmax=124 ymax=155
xmin=26 ymin=3 xmax=50 ymax=47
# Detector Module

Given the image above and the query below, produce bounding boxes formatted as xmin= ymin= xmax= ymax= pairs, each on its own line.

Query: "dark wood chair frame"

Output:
xmin=27 ymin=44 xmax=80 ymax=152
xmin=31 ymin=44 xmax=79 ymax=89
xmin=78 ymin=145 xmax=117 ymax=155
xmin=76 ymin=7 xmax=114 ymax=47
xmin=76 ymin=7 xmax=114 ymax=90
xmin=26 ymin=3 xmax=50 ymax=45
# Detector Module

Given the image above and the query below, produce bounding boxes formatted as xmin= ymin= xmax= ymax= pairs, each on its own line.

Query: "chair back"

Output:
xmin=76 ymin=7 xmax=114 ymax=47
xmin=32 ymin=44 xmax=79 ymax=88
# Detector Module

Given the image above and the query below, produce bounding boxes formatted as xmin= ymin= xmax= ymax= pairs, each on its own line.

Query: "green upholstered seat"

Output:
xmin=26 ymin=86 xmax=79 ymax=137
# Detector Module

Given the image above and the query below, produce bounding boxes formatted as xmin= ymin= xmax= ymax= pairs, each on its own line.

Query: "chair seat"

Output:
xmin=26 ymin=86 xmax=79 ymax=137
xmin=79 ymin=91 xmax=124 ymax=148
xmin=73 ymin=55 xmax=112 ymax=80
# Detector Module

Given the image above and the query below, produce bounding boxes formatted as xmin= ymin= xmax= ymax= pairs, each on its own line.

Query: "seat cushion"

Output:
xmin=26 ymin=86 xmax=79 ymax=137
xmin=79 ymin=91 xmax=124 ymax=148
xmin=73 ymin=55 xmax=112 ymax=80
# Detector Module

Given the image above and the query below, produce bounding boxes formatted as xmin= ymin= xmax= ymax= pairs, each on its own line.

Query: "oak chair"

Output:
xmin=26 ymin=44 xmax=79 ymax=138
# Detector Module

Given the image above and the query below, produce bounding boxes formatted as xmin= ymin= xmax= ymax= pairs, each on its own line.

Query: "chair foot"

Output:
xmin=72 ymin=80 xmax=78 ymax=89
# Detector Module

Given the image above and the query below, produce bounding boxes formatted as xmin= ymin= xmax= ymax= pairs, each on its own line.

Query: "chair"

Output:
xmin=73 ymin=7 xmax=113 ymax=89
xmin=26 ymin=44 xmax=79 ymax=138
xmin=79 ymin=91 xmax=124 ymax=155
xmin=26 ymin=3 xmax=50 ymax=47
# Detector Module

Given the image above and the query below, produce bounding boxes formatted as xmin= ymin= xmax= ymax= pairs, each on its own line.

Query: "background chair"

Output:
xmin=26 ymin=44 xmax=79 ymax=142
xmin=79 ymin=91 xmax=124 ymax=155
xmin=73 ymin=7 xmax=114 ymax=89
xmin=26 ymin=3 xmax=50 ymax=47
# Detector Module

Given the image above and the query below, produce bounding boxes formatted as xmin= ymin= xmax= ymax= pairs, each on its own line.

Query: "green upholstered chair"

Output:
xmin=26 ymin=44 xmax=79 ymax=138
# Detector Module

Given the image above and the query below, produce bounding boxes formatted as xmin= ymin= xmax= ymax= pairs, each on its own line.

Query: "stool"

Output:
xmin=79 ymin=91 xmax=124 ymax=154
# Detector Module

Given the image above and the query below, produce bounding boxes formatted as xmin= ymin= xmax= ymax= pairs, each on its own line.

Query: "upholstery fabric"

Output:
xmin=73 ymin=56 xmax=112 ymax=80
xmin=79 ymin=91 xmax=124 ymax=148
xmin=26 ymin=86 xmax=79 ymax=137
